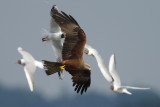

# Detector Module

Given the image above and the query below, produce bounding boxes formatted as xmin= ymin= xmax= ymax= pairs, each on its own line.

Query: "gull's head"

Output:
xmin=16 ymin=60 xmax=21 ymax=64
xmin=84 ymin=49 xmax=94 ymax=57
xmin=110 ymin=85 xmax=114 ymax=91
xmin=16 ymin=59 xmax=25 ymax=66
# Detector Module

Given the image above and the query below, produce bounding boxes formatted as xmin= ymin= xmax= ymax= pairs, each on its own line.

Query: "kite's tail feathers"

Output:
xmin=43 ymin=60 xmax=65 ymax=75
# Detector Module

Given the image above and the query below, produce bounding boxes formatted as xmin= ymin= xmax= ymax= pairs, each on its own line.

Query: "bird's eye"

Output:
xmin=61 ymin=34 xmax=66 ymax=38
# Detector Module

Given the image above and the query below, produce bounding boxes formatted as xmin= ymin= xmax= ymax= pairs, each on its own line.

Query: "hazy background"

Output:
xmin=0 ymin=0 xmax=160 ymax=105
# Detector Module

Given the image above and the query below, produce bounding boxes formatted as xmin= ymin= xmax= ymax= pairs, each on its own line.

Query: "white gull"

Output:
xmin=85 ymin=45 xmax=150 ymax=95
xmin=17 ymin=47 xmax=43 ymax=92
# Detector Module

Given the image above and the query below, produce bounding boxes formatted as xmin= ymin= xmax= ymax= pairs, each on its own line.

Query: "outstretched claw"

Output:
xmin=60 ymin=65 xmax=65 ymax=70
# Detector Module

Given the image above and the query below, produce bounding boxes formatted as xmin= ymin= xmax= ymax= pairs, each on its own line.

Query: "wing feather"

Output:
xmin=109 ymin=54 xmax=121 ymax=86
xmin=85 ymin=44 xmax=113 ymax=82
xmin=24 ymin=65 xmax=35 ymax=92
xmin=121 ymin=86 xmax=150 ymax=90
xmin=50 ymin=6 xmax=90 ymax=94
xmin=68 ymin=70 xmax=91 ymax=95
xmin=50 ymin=6 xmax=86 ymax=60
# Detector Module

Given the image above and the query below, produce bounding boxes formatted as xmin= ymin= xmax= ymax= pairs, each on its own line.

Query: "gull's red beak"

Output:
xmin=42 ymin=38 xmax=47 ymax=42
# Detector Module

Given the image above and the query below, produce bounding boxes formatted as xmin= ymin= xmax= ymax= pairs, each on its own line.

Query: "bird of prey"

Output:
xmin=43 ymin=5 xmax=91 ymax=95
xmin=85 ymin=46 xmax=150 ymax=95
xmin=17 ymin=47 xmax=44 ymax=92
xmin=42 ymin=5 xmax=65 ymax=79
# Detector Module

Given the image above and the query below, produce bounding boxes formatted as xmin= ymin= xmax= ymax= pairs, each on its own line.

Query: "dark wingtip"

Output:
xmin=52 ymin=5 xmax=56 ymax=9
xmin=51 ymin=5 xmax=59 ymax=14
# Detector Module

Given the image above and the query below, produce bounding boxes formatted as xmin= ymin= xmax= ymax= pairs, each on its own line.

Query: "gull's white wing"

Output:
xmin=85 ymin=44 xmax=113 ymax=82
xmin=51 ymin=40 xmax=63 ymax=79
xmin=41 ymin=5 xmax=64 ymax=79
xmin=49 ymin=5 xmax=63 ymax=62
xmin=24 ymin=64 xmax=36 ymax=92
xmin=18 ymin=47 xmax=35 ymax=63
xmin=51 ymin=40 xmax=63 ymax=62
xmin=109 ymin=54 xmax=121 ymax=86
xmin=121 ymin=86 xmax=150 ymax=90
xmin=50 ymin=5 xmax=61 ymax=33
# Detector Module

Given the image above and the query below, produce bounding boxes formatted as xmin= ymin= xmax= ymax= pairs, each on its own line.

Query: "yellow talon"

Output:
xmin=60 ymin=65 xmax=65 ymax=70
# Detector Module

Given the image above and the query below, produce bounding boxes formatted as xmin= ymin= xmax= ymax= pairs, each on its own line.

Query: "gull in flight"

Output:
xmin=85 ymin=44 xmax=113 ymax=82
xmin=16 ymin=47 xmax=44 ymax=92
xmin=85 ymin=45 xmax=150 ymax=95
xmin=42 ymin=5 xmax=65 ymax=79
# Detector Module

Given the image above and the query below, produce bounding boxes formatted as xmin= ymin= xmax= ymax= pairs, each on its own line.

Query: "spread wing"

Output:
xmin=121 ymin=86 xmax=150 ymax=90
xmin=51 ymin=6 xmax=90 ymax=94
xmin=51 ymin=6 xmax=86 ymax=60
xmin=50 ymin=5 xmax=61 ymax=33
xmin=51 ymin=40 xmax=63 ymax=62
xmin=24 ymin=65 xmax=36 ymax=92
xmin=109 ymin=54 xmax=121 ymax=87
xmin=68 ymin=70 xmax=91 ymax=95
xmin=85 ymin=44 xmax=113 ymax=82
xmin=18 ymin=47 xmax=35 ymax=63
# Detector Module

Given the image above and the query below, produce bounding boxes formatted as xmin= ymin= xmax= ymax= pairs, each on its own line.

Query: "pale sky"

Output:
xmin=0 ymin=0 xmax=160 ymax=99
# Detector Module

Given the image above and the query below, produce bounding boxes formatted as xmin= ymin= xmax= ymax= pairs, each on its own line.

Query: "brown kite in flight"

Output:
xmin=43 ymin=5 xmax=91 ymax=95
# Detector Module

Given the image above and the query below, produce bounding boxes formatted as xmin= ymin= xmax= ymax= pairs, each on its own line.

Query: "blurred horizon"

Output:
xmin=0 ymin=84 xmax=160 ymax=107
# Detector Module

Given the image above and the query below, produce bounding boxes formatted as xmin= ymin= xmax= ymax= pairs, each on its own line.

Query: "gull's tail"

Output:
xmin=124 ymin=89 xmax=132 ymax=95
xmin=43 ymin=60 xmax=65 ymax=75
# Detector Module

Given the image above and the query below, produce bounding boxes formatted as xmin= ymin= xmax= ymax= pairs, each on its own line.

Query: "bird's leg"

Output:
xmin=58 ymin=70 xmax=63 ymax=80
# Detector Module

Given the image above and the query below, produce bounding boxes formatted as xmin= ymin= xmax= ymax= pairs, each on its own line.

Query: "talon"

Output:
xmin=60 ymin=65 xmax=65 ymax=70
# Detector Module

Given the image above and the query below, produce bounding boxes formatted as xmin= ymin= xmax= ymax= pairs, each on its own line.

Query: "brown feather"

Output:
xmin=70 ymin=70 xmax=91 ymax=95
xmin=43 ymin=60 xmax=63 ymax=76
xmin=50 ymin=6 xmax=91 ymax=95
